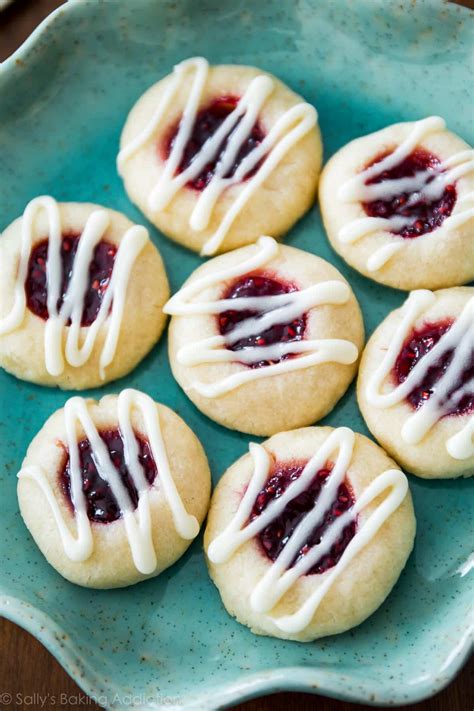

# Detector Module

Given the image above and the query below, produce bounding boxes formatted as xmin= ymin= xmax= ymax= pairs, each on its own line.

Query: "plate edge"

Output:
xmin=0 ymin=0 xmax=472 ymax=707
xmin=1 ymin=594 xmax=471 ymax=709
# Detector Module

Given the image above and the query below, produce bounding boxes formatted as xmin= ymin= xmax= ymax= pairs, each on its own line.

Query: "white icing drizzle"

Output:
xmin=18 ymin=389 xmax=199 ymax=574
xmin=207 ymin=427 xmax=408 ymax=634
xmin=117 ymin=57 xmax=317 ymax=256
xmin=164 ymin=236 xmax=358 ymax=397
xmin=366 ymin=290 xmax=474 ymax=459
xmin=337 ymin=117 xmax=474 ymax=272
xmin=0 ymin=196 xmax=148 ymax=379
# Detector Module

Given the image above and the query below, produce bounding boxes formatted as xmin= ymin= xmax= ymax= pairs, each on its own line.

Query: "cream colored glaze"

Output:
xmin=338 ymin=117 xmax=474 ymax=272
xmin=18 ymin=389 xmax=199 ymax=573
xmin=165 ymin=236 xmax=358 ymax=397
xmin=118 ymin=58 xmax=317 ymax=255
xmin=366 ymin=290 xmax=474 ymax=459
xmin=0 ymin=196 xmax=148 ymax=379
xmin=207 ymin=427 xmax=408 ymax=633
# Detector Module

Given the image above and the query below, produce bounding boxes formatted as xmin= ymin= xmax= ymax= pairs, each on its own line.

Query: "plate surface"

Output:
xmin=0 ymin=0 xmax=472 ymax=708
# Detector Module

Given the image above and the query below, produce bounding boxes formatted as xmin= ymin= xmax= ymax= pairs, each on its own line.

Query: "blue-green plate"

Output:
xmin=0 ymin=1 xmax=472 ymax=708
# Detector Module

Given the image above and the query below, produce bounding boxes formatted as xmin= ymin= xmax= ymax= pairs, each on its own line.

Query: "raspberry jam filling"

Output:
xmin=218 ymin=274 xmax=306 ymax=368
xmin=60 ymin=429 xmax=157 ymax=524
xmin=250 ymin=462 xmax=356 ymax=575
xmin=394 ymin=320 xmax=473 ymax=415
xmin=163 ymin=96 xmax=266 ymax=191
xmin=25 ymin=234 xmax=117 ymax=326
xmin=363 ymin=148 xmax=456 ymax=238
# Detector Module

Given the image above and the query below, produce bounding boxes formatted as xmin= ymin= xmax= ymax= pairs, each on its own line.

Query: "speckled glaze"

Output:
xmin=0 ymin=0 xmax=472 ymax=708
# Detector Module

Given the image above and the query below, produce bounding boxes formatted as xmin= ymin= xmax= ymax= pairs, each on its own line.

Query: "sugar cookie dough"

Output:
xmin=205 ymin=426 xmax=415 ymax=642
xmin=118 ymin=57 xmax=322 ymax=255
xmin=17 ymin=389 xmax=211 ymax=588
xmin=358 ymin=287 xmax=474 ymax=478
xmin=0 ymin=197 xmax=169 ymax=389
xmin=165 ymin=236 xmax=364 ymax=436
xmin=319 ymin=116 xmax=474 ymax=290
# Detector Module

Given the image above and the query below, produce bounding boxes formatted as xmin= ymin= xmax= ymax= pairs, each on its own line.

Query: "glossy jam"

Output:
xmin=250 ymin=461 xmax=356 ymax=575
xmin=363 ymin=148 xmax=456 ymax=238
xmin=25 ymin=234 xmax=117 ymax=326
xmin=163 ymin=96 xmax=266 ymax=191
xmin=393 ymin=320 xmax=473 ymax=415
xmin=218 ymin=273 xmax=306 ymax=368
xmin=60 ymin=429 xmax=158 ymax=524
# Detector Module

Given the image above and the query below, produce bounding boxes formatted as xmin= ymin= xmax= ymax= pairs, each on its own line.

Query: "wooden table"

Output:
xmin=0 ymin=2 xmax=472 ymax=710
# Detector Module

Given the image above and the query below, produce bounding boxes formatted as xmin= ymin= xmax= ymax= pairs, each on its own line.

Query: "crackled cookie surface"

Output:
xmin=358 ymin=287 xmax=473 ymax=478
xmin=0 ymin=197 xmax=169 ymax=389
xmin=17 ymin=389 xmax=211 ymax=588
xmin=204 ymin=426 xmax=415 ymax=642
xmin=165 ymin=236 xmax=364 ymax=436
xmin=319 ymin=117 xmax=474 ymax=290
xmin=118 ymin=57 xmax=322 ymax=255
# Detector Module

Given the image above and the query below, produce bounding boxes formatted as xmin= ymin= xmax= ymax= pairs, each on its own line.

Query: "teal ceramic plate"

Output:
xmin=0 ymin=0 xmax=472 ymax=708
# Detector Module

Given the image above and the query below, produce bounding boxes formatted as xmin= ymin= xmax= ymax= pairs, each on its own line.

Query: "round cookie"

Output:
xmin=165 ymin=236 xmax=364 ymax=436
xmin=17 ymin=388 xmax=211 ymax=588
xmin=204 ymin=426 xmax=415 ymax=642
xmin=117 ymin=57 xmax=322 ymax=256
xmin=357 ymin=287 xmax=473 ymax=479
xmin=319 ymin=116 xmax=474 ymax=290
xmin=0 ymin=196 xmax=169 ymax=389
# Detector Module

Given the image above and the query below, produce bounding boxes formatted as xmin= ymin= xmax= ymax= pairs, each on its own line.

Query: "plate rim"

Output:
xmin=0 ymin=0 xmax=472 ymax=708
xmin=1 ymin=593 xmax=471 ymax=709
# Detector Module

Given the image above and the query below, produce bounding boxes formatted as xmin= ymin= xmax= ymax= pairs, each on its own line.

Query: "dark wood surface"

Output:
xmin=0 ymin=2 xmax=472 ymax=710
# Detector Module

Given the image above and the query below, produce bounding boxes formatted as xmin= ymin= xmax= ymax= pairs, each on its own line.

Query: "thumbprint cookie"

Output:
xmin=165 ymin=236 xmax=364 ymax=436
xmin=0 ymin=197 xmax=169 ymax=389
xmin=319 ymin=116 xmax=474 ymax=290
xmin=358 ymin=287 xmax=473 ymax=478
xmin=205 ymin=426 xmax=415 ymax=641
xmin=17 ymin=389 xmax=211 ymax=588
xmin=117 ymin=57 xmax=322 ymax=256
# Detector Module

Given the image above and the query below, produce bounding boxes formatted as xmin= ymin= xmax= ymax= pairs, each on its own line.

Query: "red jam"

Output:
xmin=393 ymin=320 xmax=473 ymax=415
xmin=363 ymin=148 xmax=456 ymax=238
xmin=218 ymin=274 xmax=306 ymax=368
xmin=25 ymin=234 xmax=117 ymax=326
xmin=250 ymin=461 xmax=356 ymax=575
xmin=163 ymin=96 xmax=266 ymax=191
xmin=60 ymin=429 xmax=157 ymax=524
